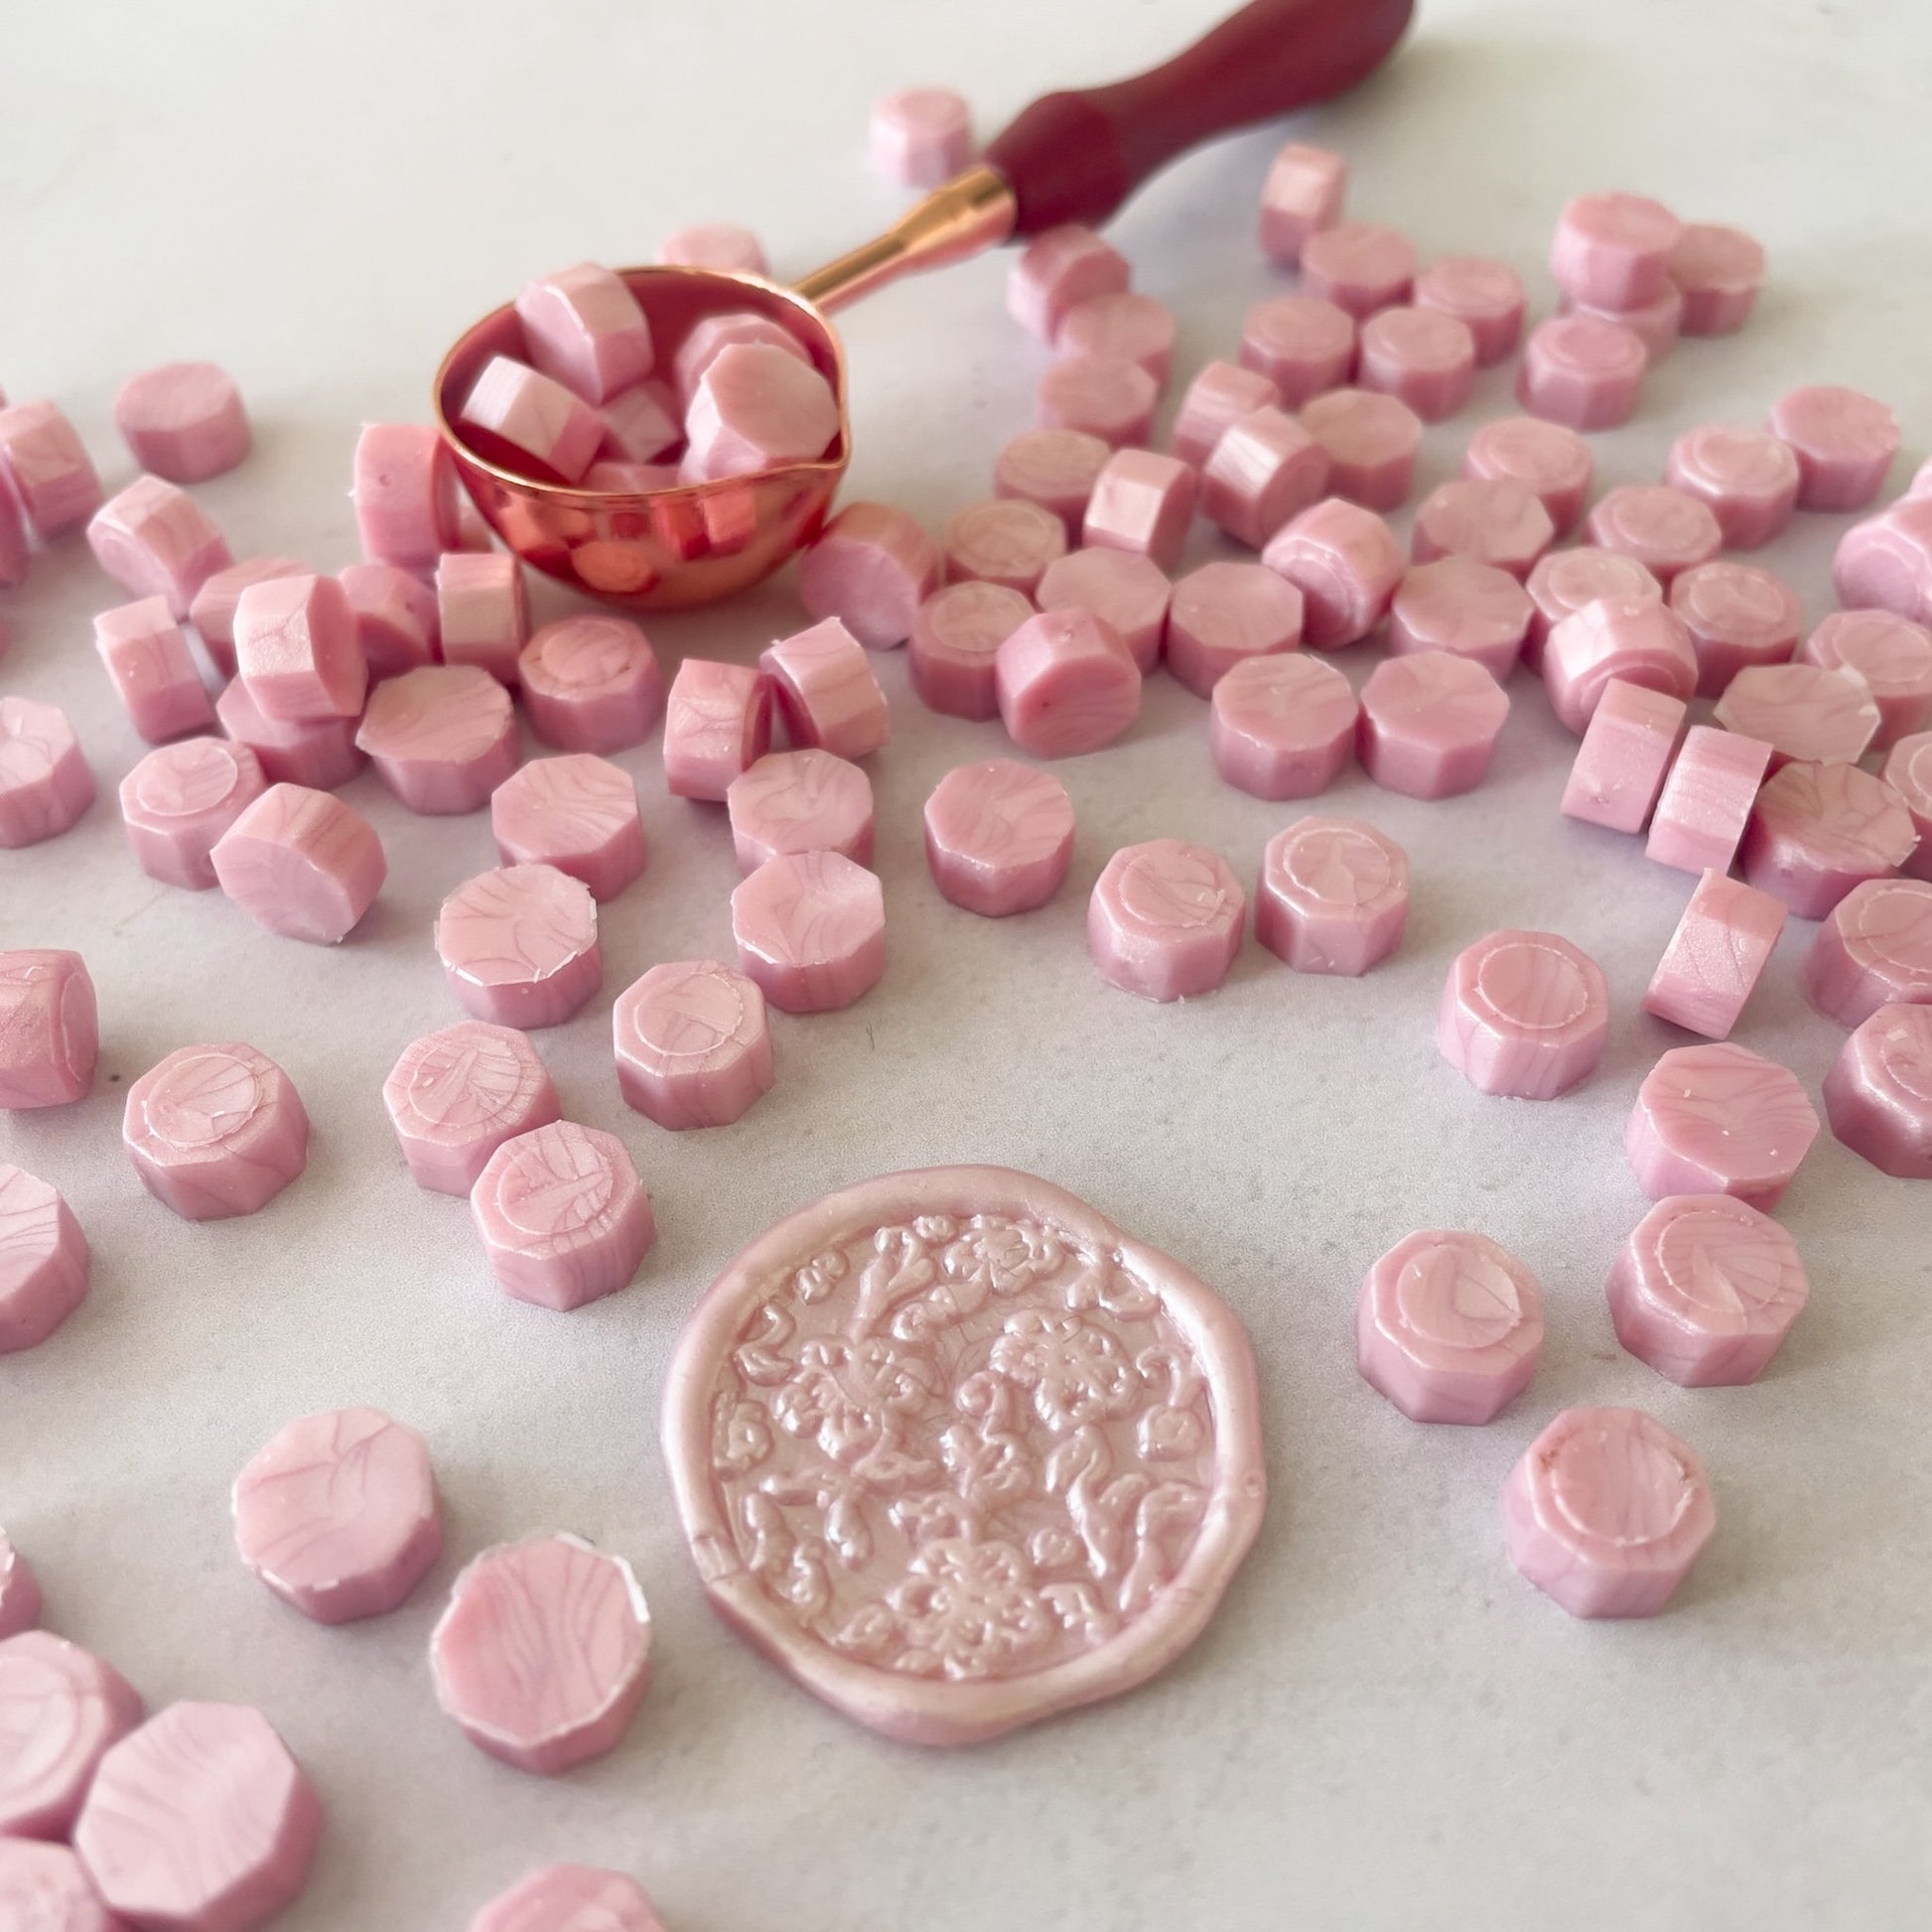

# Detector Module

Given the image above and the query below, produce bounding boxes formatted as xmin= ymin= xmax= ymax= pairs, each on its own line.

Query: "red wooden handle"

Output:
xmin=982 ymin=0 xmax=1416 ymax=235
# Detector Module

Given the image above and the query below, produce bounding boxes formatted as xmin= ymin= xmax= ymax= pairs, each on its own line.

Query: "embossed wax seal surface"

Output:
xmin=661 ymin=1166 xmax=1266 ymax=1747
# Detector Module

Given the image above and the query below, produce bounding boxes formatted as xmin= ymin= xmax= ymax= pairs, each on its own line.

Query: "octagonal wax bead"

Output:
xmin=1411 ymin=479 xmax=1554 ymax=579
xmin=1199 ymin=406 xmax=1328 ymax=550
xmin=1824 ymin=1002 xmax=1932 ymax=1178
xmin=994 ymin=426 xmax=1110 ymax=533
xmin=1081 ymin=449 xmax=1197 ymax=572
xmin=232 ymin=1408 xmax=443 ymax=1623
xmin=514 ymin=262 xmax=653 ymax=405
xmin=1256 ymin=139 xmax=1345 ymax=266
xmin=1403 ymin=555 xmax=1535 ymax=671
xmin=798 ymin=501 xmax=939 ymax=649
xmin=1802 ymin=610 xmax=1932 ymax=751
xmin=1035 ymin=548 xmax=1170 ymax=671
xmin=657 ymin=222 xmax=767 ymax=274
xmin=1256 ymin=816 xmax=1407 ymax=976
xmin=0 ymin=1633 xmax=143 ymax=1838
xmin=1239 ymin=294 xmax=1355 ymax=407
xmin=727 ymin=749 xmax=873 ymax=873
xmin=86 ymin=475 xmax=231 ymax=619
xmin=1523 ymin=548 xmax=1657 ymax=666
xmin=0 ymin=1533 xmax=41 ymax=1637
xmin=1805 ymin=878 xmax=1932 ymax=1028
xmin=1164 ymin=561 xmax=1304 ymax=697
xmin=471 ymin=1863 xmax=666 ymax=1932
xmin=0 ymin=1839 xmax=120 ymax=1931
xmin=459 ymin=354 xmax=606 ymax=485
xmin=115 ymin=361 xmax=250 ymax=483
xmin=1608 ymin=1195 xmax=1807 ymax=1387
xmin=0 ymin=696 xmax=96 ymax=848
xmin=1357 ymin=1229 xmax=1542 ymax=1424
xmin=662 ymin=658 xmax=771 ymax=799
xmin=1210 ymin=651 xmax=1358 ymax=800
xmin=437 ymin=552 xmax=530 ymax=685
xmin=215 ymin=680 xmax=363 ymax=792
xmin=1463 ymin=417 xmax=1593 ymax=537
xmin=518 ymin=616 xmax=663 ymax=755
xmin=1768 ymin=383 xmax=1899 ymax=512
xmin=383 ymin=1022 xmax=561 ymax=1195
xmin=1438 ymin=929 xmax=1609 ymax=1100
xmin=1035 ymin=353 xmax=1158 ymax=448
xmin=1355 ymin=305 xmax=1476 ymax=423
xmin=1300 ymin=221 xmax=1416 ymax=319
xmin=923 ymin=759 xmax=1075 ymax=917
xmin=670 ymin=312 xmax=805 ymax=402
xmin=0 ymin=398 xmax=103 ymax=539
xmin=1833 ymin=498 xmax=1932 ymax=629
xmin=1560 ymin=679 xmax=1686 ymax=834
xmin=1740 ymin=759 xmax=1918 ymax=920
xmin=1670 ymin=560 xmax=1803 ymax=699
xmin=1559 ymin=279 xmax=1684 ymax=366
xmin=613 ymin=961 xmax=773 ymax=1129
xmin=1502 ymin=1407 xmax=1714 ymax=1619
xmin=683 ymin=344 xmax=840 ymax=483
xmin=1886 ymin=734 xmax=1932 ymax=882
xmin=1056 ymin=292 xmax=1178 ymax=387
xmin=1627 ymin=1040 xmax=1819 ymax=1209
xmin=1646 ymin=725 xmax=1773 ymax=876
xmin=730 ymin=850 xmax=886 ymax=1013
xmin=1087 ymin=839 xmax=1245 ymax=1003
xmin=1170 ymin=361 xmax=1279 ymax=471
xmin=0 ymin=1165 xmax=89 ymax=1354
xmin=211 ymin=783 xmax=385 ymax=944
xmin=1643 ymin=872 xmax=1786 ymax=1039
xmin=995 ymin=609 xmax=1141 ymax=759
xmin=1262 ymin=497 xmax=1402 ymax=649
xmin=1552 ymin=192 xmax=1681 ymax=308
xmin=942 ymin=497 xmax=1067 ymax=597
xmin=871 ymin=84 xmax=972 ymax=188
xmin=1516 ymin=315 xmax=1646 ymax=431
xmin=1414 ymin=255 xmax=1526 ymax=366
xmin=93 ymin=596 xmax=216 ymax=743
xmin=1670 ymin=222 xmax=1765 ymax=335
xmin=491 ymin=755 xmax=644 ymax=902
xmin=0 ymin=949 xmax=98 ymax=1109
xmin=352 ymin=424 xmax=460 ymax=572
xmin=1665 ymin=423 xmax=1799 ymax=551
xmin=437 ymin=865 xmax=602 ymax=1030
xmin=1543 ymin=594 xmax=1696 ymax=736
xmin=1298 ymin=389 xmax=1422 ymax=512
xmin=233 ymin=572 xmax=366 ymax=722
xmin=355 ymin=665 xmax=516 ymax=815
xmin=759 ymin=618 xmax=890 ymax=759
xmin=1007 ymin=224 xmax=1130 ymax=341
xmin=338 ymin=561 xmax=439 ymax=679
xmin=472 ymin=1122 xmax=653 ymax=1311
xmin=1358 ymin=650 xmax=1509 ymax=799
xmin=123 ymin=1042 xmax=310 ymax=1221
xmin=908 ymin=582 xmax=1033 ymax=720
xmin=119 ymin=739 xmax=266 ymax=890
xmin=1586 ymin=485 xmax=1723 ymax=590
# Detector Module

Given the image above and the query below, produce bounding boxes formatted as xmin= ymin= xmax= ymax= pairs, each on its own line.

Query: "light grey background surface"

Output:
xmin=4 ymin=1 xmax=1930 ymax=1926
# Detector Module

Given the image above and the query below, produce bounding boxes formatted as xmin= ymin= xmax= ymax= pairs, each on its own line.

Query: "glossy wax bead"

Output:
xmin=1741 ymin=759 xmax=1918 ymax=919
xmin=232 ymin=1408 xmax=442 ymax=1624
xmin=383 ymin=1021 xmax=561 ymax=1195
xmin=352 ymin=423 xmax=459 ymax=571
xmin=1388 ymin=558 xmax=1532 ymax=682
xmin=1586 ymin=485 xmax=1722 ymax=588
xmin=1886 ymin=734 xmax=1932 ymax=881
xmin=1411 ymin=479 xmax=1554 ymax=578
xmin=995 ymin=609 xmax=1141 ymax=758
xmin=215 ymin=679 xmax=364 ymax=791
xmin=1804 ymin=878 xmax=1932 ymax=1028
xmin=1670 ymin=222 xmax=1765 ymax=334
xmin=514 ymin=262 xmax=654 ymax=405
xmin=1552 ymin=193 xmax=1681 ymax=308
xmin=1502 ymin=1407 xmax=1714 ymax=1619
xmin=1560 ymin=279 xmax=1683 ymax=365
xmin=233 ymin=572 xmax=365 ymax=722
xmin=1301 ymin=222 xmax=1416 ymax=319
xmin=114 ymin=362 xmax=249 ymax=482
xmin=1643 ymin=871 xmax=1786 ymax=1038
xmin=1413 ymin=255 xmax=1526 ymax=365
xmin=437 ymin=551 xmax=528 ymax=684
xmin=0 ymin=1534 xmax=41 ymax=1636
xmin=1239 ymin=294 xmax=1355 ymax=406
xmin=908 ymin=582 xmax=1033 ymax=720
xmin=0 ymin=950 xmax=97 ymax=1112
xmin=1055 ymin=292 xmax=1177 ymax=387
xmin=1170 ymin=361 xmax=1279 ymax=470
xmin=727 ymin=749 xmax=873 ymax=872
xmin=437 ymin=865 xmax=602 ymax=1029
xmin=1256 ymin=816 xmax=1407 ymax=975
xmin=339 ymin=561 xmax=439 ymax=679
xmin=598 ymin=382 xmax=679 ymax=464
xmin=1670 ymin=561 xmax=1803 ymax=699
xmin=1035 ymin=354 xmax=1158 ymax=448
xmin=1298 ymin=389 xmax=1422 ymax=512
xmin=1164 ymin=561 xmax=1304 ymax=697
xmin=1210 ymin=651 xmax=1359 ymax=799
xmin=0 ymin=696 xmax=94 ymax=848
xmin=492 ymin=756 xmax=644 ymax=901
xmin=1665 ymin=423 xmax=1799 ymax=551
xmin=1768 ymin=384 xmax=1899 ymax=511
xmin=1516 ymin=315 xmax=1646 ymax=431
xmin=1358 ymin=651 xmax=1509 ymax=799
xmin=518 ymin=617 xmax=662 ymax=754
xmin=1463 ymin=417 xmax=1593 ymax=536
xmin=1543 ymin=593 xmax=1697 ymax=736
xmin=1262 ymin=497 xmax=1402 ymax=648
xmin=87 ymin=475 xmax=231 ymax=619
xmin=211 ymin=784 xmax=385 ymax=944
xmin=0 ymin=1632 xmax=143 ymax=1838
xmin=0 ymin=1839 xmax=120 ymax=1931
xmin=1832 ymin=498 xmax=1932 ymax=629
xmin=683 ymin=345 xmax=839 ymax=483
xmin=1356 ymin=306 xmax=1476 ymax=422
xmin=119 ymin=738 xmax=264 ymax=889
xmin=730 ymin=850 xmax=886 ymax=1013
xmin=1523 ymin=548 xmax=1658 ymax=668
xmin=1035 ymin=547 xmax=1170 ymax=670
xmin=662 ymin=658 xmax=771 ymax=799
xmin=1199 ymin=406 xmax=1328 ymax=550
xmin=871 ymin=85 xmax=972 ymax=187
xmin=1646 ymin=725 xmax=1773 ymax=875
xmin=1088 ymin=839 xmax=1245 ymax=1002
xmin=922 ymin=759 xmax=1075 ymax=917
xmin=1560 ymin=678 xmax=1686 ymax=833
xmin=760 ymin=617 xmax=891 ymax=759
xmin=191 ymin=558 xmax=305 ymax=678
xmin=1006 ymin=225 xmax=1130 ymax=341
xmin=1082 ymin=449 xmax=1197 ymax=571
xmin=1256 ymin=140 xmax=1345 ymax=266
xmin=798 ymin=501 xmax=940 ymax=648
xmin=356 ymin=664 xmax=516 ymax=815
xmin=656 ymin=222 xmax=767 ymax=273
xmin=613 ymin=961 xmax=773 ymax=1130
xmin=1438 ymin=929 xmax=1609 ymax=1099
xmin=1802 ymin=610 xmax=1932 ymax=749
xmin=1356 ymin=1229 xmax=1542 ymax=1425
xmin=122 ymin=1042 xmax=309 ymax=1220
xmin=670 ymin=313 xmax=807 ymax=402
xmin=0 ymin=1164 xmax=89 ymax=1353
xmin=993 ymin=427 xmax=1110 ymax=533
xmin=1824 ymin=1003 xmax=1932 ymax=1177
xmin=1714 ymin=662 xmax=1880 ymax=770
xmin=0 ymin=399 xmax=102 ymax=537
xmin=459 ymin=354 xmax=606 ymax=484
xmin=470 ymin=1864 xmax=666 ymax=1932
xmin=1628 ymin=1040 xmax=1819 ymax=1207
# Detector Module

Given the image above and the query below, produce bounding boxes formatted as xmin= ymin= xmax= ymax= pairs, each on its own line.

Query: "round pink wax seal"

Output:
xmin=660 ymin=1166 xmax=1266 ymax=1747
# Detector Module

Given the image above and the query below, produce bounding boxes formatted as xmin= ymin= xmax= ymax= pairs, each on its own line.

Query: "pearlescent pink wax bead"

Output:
xmin=472 ymin=1122 xmax=652 ymax=1309
xmin=908 ymin=582 xmax=1033 ymax=720
xmin=191 ymin=557 xmax=306 ymax=679
xmin=0 ymin=696 xmax=94 ymax=849
xmin=1803 ymin=610 xmax=1932 ymax=749
xmin=1089 ymin=839 xmax=1245 ymax=1002
xmin=1298 ymin=389 xmax=1422 ymax=513
xmin=437 ymin=865 xmax=601 ymax=1030
xmin=1824 ymin=1002 xmax=1932 ymax=1177
xmin=1503 ymin=1407 xmax=1714 ymax=1618
xmin=598 ymin=382 xmax=679 ymax=464
xmin=1239 ymin=294 xmax=1355 ymax=407
xmin=0 ymin=1533 xmax=41 ymax=1636
xmin=114 ymin=362 xmax=249 ymax=483
xmin=1665 ymin=424 xmax=1799 ymax=552
xmin=1643 ymin=870 xmax=1786 ymax=1038
xmin=1714 ymin=662 xmax=1880 ymax=770
xmin=799 ymin=501 xmax=939 ymax=649
xmin=383 ymin=1021 xmax=560 ymax=1195
xmin=1035 ymin=353 xmax=1158 ymax=448
xmin=1832 ymin=498 xmax=1932 ymax=630
xmin=518 ymin=617 xmax=662 ymax=755
xmin=0 ymin=1632 xmax=142 ymax=1838
xmin=662 ymin=657 xmax=771 ymax=799
xmin=0 ymin=1164 xmax=89 ymax=1353
xmin=1670 ymin=222 xmax=1765 ymax=335
xmin=356 ymin=666 xmax=517 ymax=815
xmin=683 ymin=344 xmax=840 ymax=483
xmin=993 ymin=426 xmax=1110 ymax=533
xmin=122 ymin=1042 xmax=309 ymax=1220
xmin=1256 ymin=815 xmax=1407 ymax=975
xmin=1559 ymin=280 xmax=1683 ymax=365
xmin=460 ymin=354 xmax=606 ymax=485
xmin=232 ymin=1408 xmax=442 ymax=1624
xmin=1170 ymin=361 xmax=1279 ymax=471
xmin=1006 ymin=224 xmax=1130 ymax=341
xmin=1413 ymin=255 xmax=1526 ymax=366
xmin=1412 ymin=479 xmax=1554 ymax=579
xmin=1357 ymin=1229 xmax=1542 ymax=1424
xmin=1388 ymin=558 xmax=1532 ymax=682
xmin=87 ymin=475 xmax=231 ymax=620
xmin=119 ymin=737 xmax=266 ymax=889
xmin=1628 ymin=1040 xmax=1819 ymax=1207
xmin=1262 ymin=497 xmax=1402 ymax=649
xmin=1885 ymin=734 xmax=1932 ymax=881
xmin=1741 ymin=759 xmax=1918 ymax=919
xmin=211 ymin=784 xmax=385 ymax=944
xmin=0 ymin=1836 xmax=120 ymax=1932
xmin=0 ymin=950 xmax=96 ymax=1110
xmin=1463 ymin=417 xmax=1593 ymax=538
xmin=1256 ymin=140 xmax=1345 ymax=266
xmin=215 ymin=678 xmax=364 ymax=791
xmin=1524 ymin=547 xmax=1658 ymax=670
xmin=339 ymin=561 xmax=439 ymax=680
xmin=1358 ymin=650 xmax=1509 ymax=799
xmin=1082 ymin=449 xmax=1196 ymax=571
xmin=657 ymin=223 xmax=766 ymax=273
xmin=491 ymin=756 xmax=644 ymax=901
xmin=1646 ymin=724 xmax=1773 ymax=875
xmin=730 ymin=850 xmax=886 ymax=1013
xmin=995 ymin=609 xmax=1141 ymax=758
xmin=1439 ymin=929 xmax=1609 ymax=1099
xmin=1543 ymin=594 xmax=1697 ymax=736
xmin=871 ymin=85 xmax=973 ymax=188
xmin=1211 ymin=651 xmax=1358 ymax=799
xmin=1164 ymin=561 xmax=1304 ymax=697
xmin=1356 ymin=306 xmax=1476 ymax=423
xmin=760 ymin=617 xmax=891 ymax=759
xmin=1551 ymin=193 xmax=1682 ymax=308
xmin=433 ymin=1535 xmax=651 ymax=1770
xmin=1199 ymin=405 xmax=1328 ymax=550
xmin=670 ymin=312 xmax=808 ymax=403
xmin=1035 ymin=547 xmax=1169 ymax=670
xmin=727 ymin=749 xmax=873 ymax=872
xmin=233 ymin=572 xmax=365 ymax=722
xmin=1586 ymin=485 xmax=1723 ymax=588
xmin=471 ymin=1863 xmax=666 ymax=1932
xmin=0 ymin=400 xmax=102 ymax=538
xmin=1670 ymin=560 xmax=1803 ymax=699
xmin=352 ymin=423 xmax=459 ymax=572
xmin=613 ymin=961 xmax=773 ymax=1129
xmin=515 ymin=262 xmax=654 ymax=406
xmin=1804 ymin=877 xmax=1932 ymax=1028
xmin=1301 ymin=221 xmax=1416 ymax=319
xmin=1560 ymin=677 xmax=1685 ymax=833
xmin=1055 ymin=293 xmax=1177 ymax=387
xmin=438 ymin=551 xmax=529 ymax=684
xmin=922 ymin=759 xmax=1074 ymax=917
xmin=1516 ymin=315 xmax=1646 ymax=431
xmin=1768 ymin=384 xmax=1899 ymax=511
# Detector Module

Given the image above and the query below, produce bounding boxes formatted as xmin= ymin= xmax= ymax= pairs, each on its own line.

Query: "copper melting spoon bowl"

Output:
xmin=432 ymin=0 xmax=1415 ymax=612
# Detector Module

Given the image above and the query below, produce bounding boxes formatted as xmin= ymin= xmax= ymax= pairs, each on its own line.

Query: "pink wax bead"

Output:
xmin=383 ymin=1021 xmax=561 ymax=1195
xmin=1543 ymin=594 xmax=1697 ymax=736
xmin=1664 ymin=423 xmax=1798 ymax=552
xmin=1670 ymin=222 xmax=1765 ymax=335
xmin=1358 ymin=650 xmax=1509 ymax=798
xmin=1082 ymin=449 xmax=1197 ymax=570
xmin=437 ymin=865 xmax=602 ymax=1029
xmin=1802 ymin=610 xmax=1932 ymax=749
xmin=232 ymin=1408 xmax=442 ymax=1624
xmin=1007 ymin=225 xmax=1130 ymax=341
xmin=1262 ymin=496 xmax=1403 ymax=648
xmin=354 ymin=663 xmax=515 ymax=813
xmin=1643 ymin=870 xmax=1786 ymax=1037
xmin=471 ymin=1864 xmax=666 ymax=1932
xmin=1256 ymin=140 xmax=1345 ymax=266
xmin=1239 ymin=294 xmax=1355 ymax=407
xmin=993 ymin=426 xmax=1110 ymax=533
xmin=760 ymin=616 xmax=891 ymax=759
xmin=1670 ymin=559 xmax=1804 ymax=698
xmin=459 ymin=354 xmax=606 ymax=485
xmin=1199 ymin=405 xmax=1328 ymax=550
xmin=1055 ymin=292 xmax=1177 ymax=387
xmin=1832 ymin=497 xmax=1932 ymax=630
xmin=518 ymin=616 xmax=663 ymax=754
xmin=613 ymin=961 xmax=773 ymax=1129
xmin=113 ymin=362 xmax=249 ymax=483
xmin=87 ymin=475 xmax=231 ymax=619
xmin=1886 ymin=733 xmax=1932 ymax=881
xmin=215 ymin=678 xmax=364 ymax=791
xmin=191 ymin=557 xmax=306 ymax=678
xmin=0 ymin=1534 xmax=41 ymax=1636
xmin=943 ymin=497 xmax=1067 ymax=595
xmin=662 ymin=657 xmax=771 ymax=798
xmin=1164 ymin=561 xmax=1304 ymax=697
xmin=1524 ymin=547 xmax=1658 ymax=670
xmin=438 ymin=551 xmax=529 ymax=684
xmin=922 ymin=759 xmax=1074 ymax=917
xmin=995 ymin=609 xmax=1141 ymax=758
xmin=211 ymin=783 xmax=385 ymax=944
xmin=0 ymin=1164 xmax=89 ymax=1353
xmin=1516 ymin=315 xmax=1646 ymax=431
xmin=1356 ymin=306 xmax=1476 ymax=423
xmin=670 ymin=312 xmax=808 ymax=402
xmin=1503 ymin=1407 xmax=1714 ymax=1619
xmin=1356 ymin=1228 xmax=1542 ymax=1425
xmin=1714 ymin=661 xmax=1880 ymax=770
xmin=1463 ymin=417 xmax=1593 ymax=538
xmin=338 ymin=561 xmax=439 ymax=679
xmin=1211 ymin=651 xmax=1358 ymax=799
xmin=492 ymin=756 xmax=644 ymax=901
xmin=92 ymin=596 xmax=213 ymax=743
xmin=1768 ymin=384 xmax=1899 ymax=511
xmin=1035 ymin=353 xmax=1158 ymax=448
xmin=1560 ymin=678 xmax=1686 ymax=833
xmin=233 ymin=572 xmax=365 ymax=722
xmin=871 ymin=85 xmax=973 ymax=188
xmin=1628 ymin=1040 xmax=1819 ymax=1207
xmin=1804 ymin=877 xmax=1932 ymax=1027
xmin=119 ymin=737 xmax=266 ymax=889
xmin=1035 ymin=547 xmax=1170 ymax=670
xmin=1300 ymin=221 xmax=1416 ymax=319
xmin=0 ymin=399 xmax=102 ymax=538
xmin=0 ymin=1838 xmax=120 ymax=1931
xmin=515 ymin=262 xmax=654 ymax=406
xmin=1439 ymin=928 xmax=1609 ymax=1099
xmin=352 ymin=423 xmax=459 ymax=571
xmin=1298 ymin=388 xmax=1422 ymax=512
xmin=799 ymin=501 xmax=940 ymax=649
xmin=657 ymin=223 xmax=767 ymax=273
xmin=598 ymin=382 xmax=679 ymax=463
xmin=0 ymin=950 xmax=96 ymax=1111
xmin=730 ymin=850 xmax=886 ymax=1012
xmin=1256 ymin=815 xmax=1407 ymax=975
xmin=0 ymin=696 xmax=94 ymax=848
xmin=1087 ymin=839 xmax=1245 ymax=1002
xmin=1586 ymin=484 xmax=1723 ymax=588
xmin=0 ymin=1632 xmax=142 ymax=1838
xmin=1388 ymin=559 xmax=1532 ymax=682
xmin=1741 ymin=759 xmax=1918 ymax=919
xmin=0 ymin=486 xmax=26 ymax=591
xmin=1824 ymin=1002 xmax=1932 ymax=1177
xmin=727 ymin=749 xmax=873 ymax=872
xmin=908 ymin=582 xmax=1033 ymax=720
xmin=1411 ymin=479 xmax=1554 ymax=579
xmin=122 ymin=1042 xmax=309 ymax=1220
xmin=683 ymin=344 xmax=840 ymax=483
xmin=1551 ymin=192 xmax=1682 ymax=308
xmin=1412 ymin=255 xmax=1526 ymax=366
xmin=1171 ymin=361 xmax=1280 ymax=471
xmin=1559 ymin=279 xmax=1683 ymax=365
xmin=1647 ymin=724 xmax=1773 ymax=875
